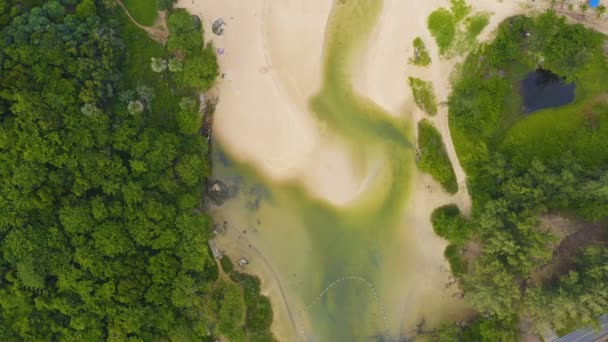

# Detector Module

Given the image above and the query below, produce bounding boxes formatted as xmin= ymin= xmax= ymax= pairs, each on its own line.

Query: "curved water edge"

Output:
xmin=208 ymin=0 xmax=468 ymax=340
xmin=522 ymin=68 xmax=576 ymax=114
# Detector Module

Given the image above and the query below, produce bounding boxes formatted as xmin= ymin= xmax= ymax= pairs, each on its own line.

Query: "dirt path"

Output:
xmin=115 ymin=0 xmax=169 ymax=43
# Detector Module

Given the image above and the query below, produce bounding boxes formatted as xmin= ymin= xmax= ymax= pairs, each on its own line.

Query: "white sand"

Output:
xmin=179 ymin=0 xmax=526 ymax=338
xmin=178 ymin=0 xmax=371 ymax=206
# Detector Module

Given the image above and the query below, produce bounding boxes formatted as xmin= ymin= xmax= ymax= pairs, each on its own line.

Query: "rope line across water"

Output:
xmin=297 ymin=276 xmax=390 ymax=342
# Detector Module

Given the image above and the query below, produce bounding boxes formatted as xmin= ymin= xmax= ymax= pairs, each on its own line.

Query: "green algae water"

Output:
xmin=210 ymin=0 xmax=444 ymax=340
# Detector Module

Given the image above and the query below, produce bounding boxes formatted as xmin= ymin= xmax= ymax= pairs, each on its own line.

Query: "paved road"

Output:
xmin=553 ymin=315 xmax=608 ymax=342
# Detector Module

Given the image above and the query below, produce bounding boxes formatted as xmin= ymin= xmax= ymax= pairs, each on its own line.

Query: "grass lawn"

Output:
xmin=500 ymin=63 xmax=608 ymax=171
xmin=114 ymin=7 xmax=194 ymax=128
xmin=123 ymin=0 xmax=158 ymax=26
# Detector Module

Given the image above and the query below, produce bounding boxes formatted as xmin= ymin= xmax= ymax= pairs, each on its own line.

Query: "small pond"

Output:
xmin=521 ymin=69 xmax=576 ymax=113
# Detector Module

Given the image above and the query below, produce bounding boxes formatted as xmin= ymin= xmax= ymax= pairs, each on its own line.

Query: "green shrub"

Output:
xmin=445 ymin=244 xmax=467 ymax=277
xmin=156 ymin=0 xmax=176 ymax=11
xmin=409 ymin=77 xmax=438 ymax=115
xmin=220 ymin=256 xmax=234 ymax=273
xmin=428 ymin=8 xmax=456 ymax=55
xmin=75 ymin=0 xmax=96 ymax=18
xmin=167 ymin=10 xmax=219 ymax=91
xmin=417 ymin=120 xmax=458 ymax=193
xmin=409 ymin=37 xmax=431 ymax=67
xmin=178 ymin=46 xmax=219 ymax=91
xmin=431 ymin=204 xmax=470 ymax=243
xmin=229 ymin=272 xmax=276 ymax=340
xmin=167 ymin=9 xmax=203 ymax=53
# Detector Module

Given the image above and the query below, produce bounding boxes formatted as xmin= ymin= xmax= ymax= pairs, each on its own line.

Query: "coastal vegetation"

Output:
xmin=435 ymin=10 xmax=608 ymax=339
xmin=409 ymin=37 xmax=432 ymax=66
xmin=417 ymin=120 xmax=458 ymax=193
xmin=0 ymin=0 xmax=266 ymax=340
xmin=409 ymin=77 xmax=438 ymax=116
xmin=428 ymin=8 xmax=456 ymax=55
xmin=219 ymin=255 xmax=275 ymax=340
xmin=427 ymin=0 xmax=490 ymax=57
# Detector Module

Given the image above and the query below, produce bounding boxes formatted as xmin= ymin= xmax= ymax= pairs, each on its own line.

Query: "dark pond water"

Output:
xmin=521 ymin=69 xmax=575 ymax=113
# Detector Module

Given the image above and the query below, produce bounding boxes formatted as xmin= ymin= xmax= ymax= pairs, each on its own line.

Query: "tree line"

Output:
xmin=434 ymin=11 xmax=608 ymax=341
xmin=0 ymin=0 xmax=267 ymax=340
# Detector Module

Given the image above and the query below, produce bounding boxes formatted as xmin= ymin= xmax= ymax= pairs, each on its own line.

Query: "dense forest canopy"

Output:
xmin=435 ymin=11 xmax=608 ymax=341
xmin=0 ymin=0 xmax=270 ymax=340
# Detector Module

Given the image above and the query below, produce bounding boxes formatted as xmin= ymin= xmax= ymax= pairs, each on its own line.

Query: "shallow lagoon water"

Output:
xmin=209 ymin=0 xmax=466 ymax=340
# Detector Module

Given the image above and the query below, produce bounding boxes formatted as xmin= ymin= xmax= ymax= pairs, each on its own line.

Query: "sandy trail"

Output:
xmin=180 ymin=0 xmax=527 ymax=339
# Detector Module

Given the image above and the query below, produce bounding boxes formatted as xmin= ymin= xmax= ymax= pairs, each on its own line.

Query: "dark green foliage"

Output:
xmin=417 ymin=120 xmax=458 ymax=193
xmin=0 ymin=1 xmax=225 ymax=340
xmin=432 ymin=205 xmax=470 ymax=243
xmin=156 ymin=0 xmax=176 ymax=11
xmin=434 ymin=315 xmax=519 ymax=341
xmin=449 ymin=12 xmax=608 ymax=211
xmin=178 ymin=46 xmax=220 ymax=91
xmin=220 ymin=256 xmax=234 ymax=273
xmin=76 ymin=0 xmax=96 ymax=18
xmin=167 ymin=9 xmax=203 ymax=53
xmin=167 ymin=9 xmax=219 ymax=91
xmin=444 ymin=244 xmax=467 ymax=277
xmin=525 ymin=247 xmax=608 ymax=332
xmin=230 ymin=272 xmax=276 ymax=341
xmin=443 ymin=10 xmax=608 ymax=337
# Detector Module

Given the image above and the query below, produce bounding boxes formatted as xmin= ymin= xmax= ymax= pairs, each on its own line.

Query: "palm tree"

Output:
xmin=595 ymin=4 xmax=607 ymax=18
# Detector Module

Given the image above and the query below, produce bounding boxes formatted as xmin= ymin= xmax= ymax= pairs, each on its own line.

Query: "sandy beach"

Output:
xmin=178 ymin=0 xmax=525 ymax=339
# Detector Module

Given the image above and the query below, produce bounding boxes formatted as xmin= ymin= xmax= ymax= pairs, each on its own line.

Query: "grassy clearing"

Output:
xmin=123 ymin=0 xmax=158 ymax=26
xmin=114 ymin=7 xmax=187 ymax=127
xmin=409 ymin=77 xmax=438 ymax=116
xmin=409 ymin=37 xmax=432 ymax=67
xmin=501 ymin=94 xmax=608 ymax=170
xmin=431 ymin=204 xmax=470 ymax=243
xmin=417 ymin=120 xmax=458 ymax=193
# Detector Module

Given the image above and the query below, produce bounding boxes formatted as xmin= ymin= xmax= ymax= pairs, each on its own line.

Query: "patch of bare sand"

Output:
xmin=178 ymin=0 xmax=372 ymax=206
